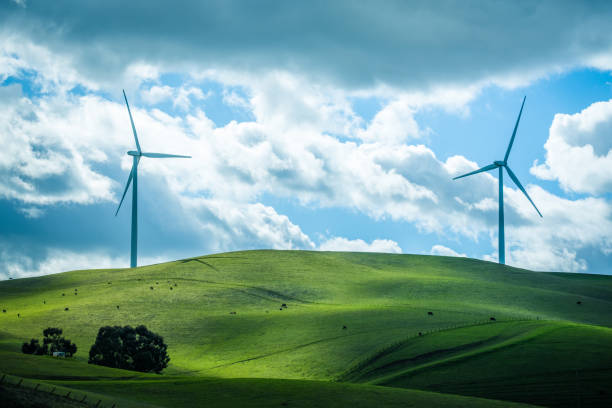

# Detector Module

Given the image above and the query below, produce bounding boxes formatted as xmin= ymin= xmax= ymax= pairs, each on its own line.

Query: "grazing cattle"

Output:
xmin=116 ymin=306 xmax=120 ymax=309
xmin=150 ymin=286 xmax=154 ymax=290
xmin=281 ymin=303 xmax=287 ymax=308
xmin=279 ymin=308 xmax=283 ymax=311
xmin=74 ymin=292 xmax=78 ymax=295
xmin=62 ymin=293 xmax=65 ymax=296
xmin=64 ymin=307 xmax=69 ymax=311
xmin=428 ymin=311 xmax=434 ymax=316
xmin=43 ymin=301 xmax=45 ymax=304
xmin=17 ymin=313 xmax=20 ymax=317
xmin=108 ymin=282 xmax=112 ymax=284
xmin=576 ymin=301 xmax=582 ymax=305
xmin=170 ymin=287 xmax=173 ymax=290
xmin=174 ymin=283 xmax=177 ymax=287
xmin=490 ymin=317 xmax=496 ymax=321
xmin=342 ymin=325 xmax=347 ymax=330
xmin=156 ymin=282 xmax=159 ymax=285
xmin=418 ymin=332 xmax=423 ymax=336
xmin=2 ymin=309 xmax=5 ymax=313
xmin=229 ymin=311 xmax=236 ymax=315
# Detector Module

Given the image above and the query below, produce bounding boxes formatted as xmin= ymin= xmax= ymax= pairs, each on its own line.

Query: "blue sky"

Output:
xmin=1 ymin=1 xmax=612 ymax=277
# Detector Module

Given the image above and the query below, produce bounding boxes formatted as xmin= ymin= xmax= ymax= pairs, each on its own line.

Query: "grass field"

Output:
xmin=1 ymin=250 xmax=611 ymax=407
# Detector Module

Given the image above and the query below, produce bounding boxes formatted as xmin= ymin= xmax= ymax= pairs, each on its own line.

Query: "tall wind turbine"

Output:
xmin=116 ymin=90 xmax=191 ymax=268
xmin=453 ymin=96 xmax=542 ymax=265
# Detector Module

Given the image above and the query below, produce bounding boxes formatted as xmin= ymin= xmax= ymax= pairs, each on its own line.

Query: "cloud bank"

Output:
xmin=1 ymin=2 xmax=612 ymax=275
xmin=3 ymin=1 xmax=612 ymax=92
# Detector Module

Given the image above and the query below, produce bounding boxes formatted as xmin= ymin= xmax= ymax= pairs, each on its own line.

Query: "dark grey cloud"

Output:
xmin=3 ymin=1 xmax=612 ymax=89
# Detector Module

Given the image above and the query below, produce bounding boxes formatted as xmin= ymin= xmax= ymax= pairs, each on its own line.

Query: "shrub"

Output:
xmin=88 ymin=325 xmax=169 ymax=373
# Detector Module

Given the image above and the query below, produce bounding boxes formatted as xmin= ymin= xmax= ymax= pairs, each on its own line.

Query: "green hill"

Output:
xmin=1 ymin=250 xmax=611 ymax=407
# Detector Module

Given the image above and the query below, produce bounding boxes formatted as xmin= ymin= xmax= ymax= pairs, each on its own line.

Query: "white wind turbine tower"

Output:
xmin=453 ymin=96 xmax=542 ymax=264
xmin=115 ymin=90 xmax=191 ymax=268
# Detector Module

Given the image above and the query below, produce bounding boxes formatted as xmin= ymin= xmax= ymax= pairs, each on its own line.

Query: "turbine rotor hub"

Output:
xmin=494 ymin=161 xmax=505 ymax=166
xmin=127 ymin=150 xmax=141 ymax=156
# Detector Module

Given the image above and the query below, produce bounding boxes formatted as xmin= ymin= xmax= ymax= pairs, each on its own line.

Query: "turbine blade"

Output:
xmin=505 ymin=165 xmax=543 ymax=217
xmin=123 ymin=90 xmax=142 ymax=153
xmin=140 ymin=152 xmax=191 ymax=158
xmin=504 ymin=96 xmax=526 ymax=162
xmin=453 ymin=163 xmax=498 ymax=180
xmin=115 ymin=161 xmax=137 ymax=216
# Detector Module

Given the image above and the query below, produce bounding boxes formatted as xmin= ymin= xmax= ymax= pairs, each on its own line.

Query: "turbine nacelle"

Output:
xmin=127 ymin=150 xmax=141 ymax=156
xmin=493 ymin=160 xmax=505 ymax=166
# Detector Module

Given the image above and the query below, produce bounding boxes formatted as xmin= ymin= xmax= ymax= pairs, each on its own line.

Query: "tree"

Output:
xmin=42 ymin=327 xmax=62 ymax=354
xmin=21 ymin=338 xmax=42 ymax=354
xmin=88 ymin=325 xmax=169 ymax=373
xmin=21 ymin=328 xmax=77 ymax=357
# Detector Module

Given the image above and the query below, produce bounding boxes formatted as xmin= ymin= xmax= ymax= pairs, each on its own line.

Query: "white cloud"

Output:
xmin=430 ymin=245 xmax=467 ymax=257
xmin=174 ymin=86 xmax=207 ymax=111
xmin=0 ymin=35 xmax=99 ymax=93
xmin=247 ymin=71 xmax=362 ymax=136
xmin=0 ymin=248 xmax=169 ymax=280
xmin=0 ymin=93 xmax=122 ymax=205
xmin=356 ymin=99 xmax=422 ymax=144
xmin=141 ymin=85 xmax=208 ymax=111
xmin=531 ymin=99 xmax=612 ymax=195
xmin=481 ymin=186 xmax=612 ymax=272
xmin=181 ymin=198 xmax=315 ymax=253
xmin=141 ymin=85 xmax=174 ymax=105
xmin=222 ymin=89 xmax=251 ymax=110
xmin=319 ymin=237 xmax=402 ymax=254
xmin=17 ymin=206 xmax=44 ymax=218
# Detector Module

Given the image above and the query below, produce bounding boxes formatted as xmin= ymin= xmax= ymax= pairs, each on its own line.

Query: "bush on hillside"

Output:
xmin=88 ymin=325 xmax=170 ymax=373
xmin=21 ymin=327 xmax=77 ymax=356
xmin=22 ymin=338 xmax=43 ymax=355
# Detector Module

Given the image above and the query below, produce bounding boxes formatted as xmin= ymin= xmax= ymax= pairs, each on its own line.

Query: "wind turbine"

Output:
xmin=453 ymin=96 xmax=542 ymax=265
xmin=116 ymin=90 xmax=191 ymax=268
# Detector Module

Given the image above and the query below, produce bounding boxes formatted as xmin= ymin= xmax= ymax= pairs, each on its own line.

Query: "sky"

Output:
xmin=1 ymin=0 xmax=612 ymax=278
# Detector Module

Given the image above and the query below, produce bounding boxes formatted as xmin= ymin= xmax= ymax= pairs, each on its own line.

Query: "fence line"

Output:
xmin=0 ymin=372 xmax=118 ymax=408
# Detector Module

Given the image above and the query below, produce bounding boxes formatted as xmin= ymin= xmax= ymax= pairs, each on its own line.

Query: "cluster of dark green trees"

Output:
xmin=88 ymin=325 xmax=170 ymax=373
xmin=22 ymin=325 xmax=169 ymax=374
xmin=22 ymin=328 xmax=77 ymax=357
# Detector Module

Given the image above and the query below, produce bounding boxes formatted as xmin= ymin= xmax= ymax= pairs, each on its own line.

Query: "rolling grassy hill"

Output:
xmin=1 ymin=250 xmax=611 ymax=407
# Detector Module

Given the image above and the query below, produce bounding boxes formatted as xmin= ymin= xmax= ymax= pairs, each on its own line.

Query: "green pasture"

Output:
xmin=1 ymin=250 xmax=611 ymax=407
xmin=52 ymin=377 xmax=539 ymax=408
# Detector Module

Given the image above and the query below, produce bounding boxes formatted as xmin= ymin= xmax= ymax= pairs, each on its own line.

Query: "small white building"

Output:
xmin=52 ymin=351 xmax=66 ymax=358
